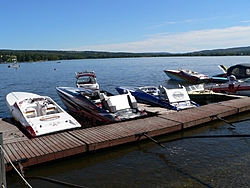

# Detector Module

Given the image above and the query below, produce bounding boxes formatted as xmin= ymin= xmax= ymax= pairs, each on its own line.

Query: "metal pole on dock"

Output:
xmin=0 ymin=132 xmax=7 ymax=188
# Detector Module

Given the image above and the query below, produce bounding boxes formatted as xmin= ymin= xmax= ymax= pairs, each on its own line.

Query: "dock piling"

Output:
xmin=0 ymin=132 xmax=7 ymax=188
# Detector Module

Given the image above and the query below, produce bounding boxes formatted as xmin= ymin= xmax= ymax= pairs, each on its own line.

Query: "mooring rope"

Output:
xmin=161 ymin=134 xmax=250 ymax=143
xmin=25 ymin=176 xmax=88 ymax=188
xmin=0 ymin=145 xmax=32 ymax=188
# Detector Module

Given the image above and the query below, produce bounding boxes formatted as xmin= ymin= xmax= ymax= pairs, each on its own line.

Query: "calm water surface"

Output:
xmin=2 ymin=56 xmax=250 ymax=187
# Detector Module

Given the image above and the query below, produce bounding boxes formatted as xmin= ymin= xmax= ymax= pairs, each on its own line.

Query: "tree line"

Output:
xmin=0 ymin=50 xmax=169 ymax=62
xmin=1 ymin=46 xmax=250 ymax=63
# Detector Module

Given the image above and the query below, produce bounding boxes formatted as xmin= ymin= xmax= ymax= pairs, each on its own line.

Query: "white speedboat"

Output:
xmin=6 ymin=92 xmax=81 ymax=138
xmin=75 ymin=71 xmax=99 ymax=90
xmin=8 ymin=61 xmax=20 ymax=68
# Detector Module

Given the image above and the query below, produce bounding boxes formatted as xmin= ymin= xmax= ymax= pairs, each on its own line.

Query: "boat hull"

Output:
xmin=212 ymin=80 xmax=250 ymax=96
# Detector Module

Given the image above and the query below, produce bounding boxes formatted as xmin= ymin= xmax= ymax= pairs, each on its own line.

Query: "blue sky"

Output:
xmin=2 ymin=0 xmax=250 ymax=53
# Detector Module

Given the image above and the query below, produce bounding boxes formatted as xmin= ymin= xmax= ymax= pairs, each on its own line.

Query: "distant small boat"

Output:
xmin=75 ymin=71 xmax=99 ymax=90
xmin=163 ymin=68 xmax=210 ymax=83
xmin=8 ymin=61 xmax=20 ymax=68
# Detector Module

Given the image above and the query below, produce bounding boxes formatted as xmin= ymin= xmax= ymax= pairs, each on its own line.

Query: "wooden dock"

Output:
xmin=1 ymin=97 xmax=250 ymax=172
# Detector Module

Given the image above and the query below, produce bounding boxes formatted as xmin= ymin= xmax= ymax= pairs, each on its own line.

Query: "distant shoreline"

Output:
xmin=1 ymin=46 xmax=250 ymax=63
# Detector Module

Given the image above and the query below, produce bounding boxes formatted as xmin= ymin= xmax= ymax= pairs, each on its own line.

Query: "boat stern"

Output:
xmin=27 ymin=112 xmax=81 ymax=137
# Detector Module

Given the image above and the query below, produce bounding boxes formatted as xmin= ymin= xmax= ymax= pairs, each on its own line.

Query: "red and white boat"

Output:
xmin=211 ymin=78 xmax=250 ymax=96
xmin=163 ymin=68 xmax=210 ymax=83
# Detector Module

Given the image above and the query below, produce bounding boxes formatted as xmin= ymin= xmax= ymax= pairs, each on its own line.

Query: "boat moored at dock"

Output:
xmin=210 ymin=78 xmax=250 ymax=96
xmin=56 ymin=86 xmax=147 ymax=126
xmin=116 ymin=85 xmax=199 ymax=110
xmin=6 ymin=92 xmax=81 ymax=138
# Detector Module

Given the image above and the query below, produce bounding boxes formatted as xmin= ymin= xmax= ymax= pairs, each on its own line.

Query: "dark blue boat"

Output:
xmin=115 ymin=85 xmax=199 ymax=111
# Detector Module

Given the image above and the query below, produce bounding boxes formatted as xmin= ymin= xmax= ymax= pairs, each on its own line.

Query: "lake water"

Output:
xmin=2 ymin=56 xmax=250 ymax=187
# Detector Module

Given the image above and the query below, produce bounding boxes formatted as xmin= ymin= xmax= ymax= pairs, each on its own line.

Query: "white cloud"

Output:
xmin=74 ymin=26 xmax=250 ymax=53
xmin=241 ymin=20 xmax=250 ymax=23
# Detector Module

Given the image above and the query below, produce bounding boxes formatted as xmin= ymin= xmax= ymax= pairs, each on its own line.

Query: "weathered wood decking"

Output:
xmin=1 ymin=97 xmax=250 ymax=172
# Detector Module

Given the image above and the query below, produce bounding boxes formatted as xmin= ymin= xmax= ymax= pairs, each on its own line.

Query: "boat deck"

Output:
xmin=1 ymin=96 xmax=250 ymax=172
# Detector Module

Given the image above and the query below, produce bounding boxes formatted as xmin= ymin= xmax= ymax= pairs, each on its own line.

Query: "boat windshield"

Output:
xmin=77 ymin=76 xmax=96 ymax=84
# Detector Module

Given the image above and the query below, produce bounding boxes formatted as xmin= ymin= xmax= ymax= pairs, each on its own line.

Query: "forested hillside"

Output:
xmin=0 ymin=46 xmax=250 ymax=63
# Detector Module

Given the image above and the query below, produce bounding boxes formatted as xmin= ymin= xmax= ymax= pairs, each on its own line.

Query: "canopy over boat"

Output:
xmin=226 ymin=63 xmax=250 ymax=79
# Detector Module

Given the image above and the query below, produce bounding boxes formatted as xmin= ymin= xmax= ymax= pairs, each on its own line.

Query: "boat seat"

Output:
xmin=158 ymin=85 xmax=168 ymax=100
xmin=158 ymin=85 xmax=166 ymax=94
xmin=45 ymin=104 xmax=58 ymax=115
xmin=25 ymin=107 xmax=37 ymax=118
xmin=108 ymin=94 xmax=131 ymax=112
xmin=99 ymin=93 xmax=108 ymax=101
xmin=127 ymin=94 xmax=138 ymax=109
xmin=101 ymin=94 xmax=132 ymax=113
xmin=105 ymin=99 xmax=117 ymax=113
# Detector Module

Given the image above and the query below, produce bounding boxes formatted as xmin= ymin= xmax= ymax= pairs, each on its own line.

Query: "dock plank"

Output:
xmin=219 ymin=97 xmax=250 ymax=112
xmin=18 ymin=141 xmax=36 ymax=159
xmin=0 ymin=118 xmax=28 ymax=144
xmin=65 ymin=131 xmax=87 ymax=146
xmin=11 ymin=142 xmax=28 ymax=160
xmin=161 ymin=104 xmax=238 ymax=129
xmin=17 ymin=141 xmax=38 ymax=168
xmin=73 ymin=129 xmax=105 ymax=144
xmin=35 ymin=138 xmax=55 ymax=154
xmin=4 ymin=144 xmax=18 ymax=162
